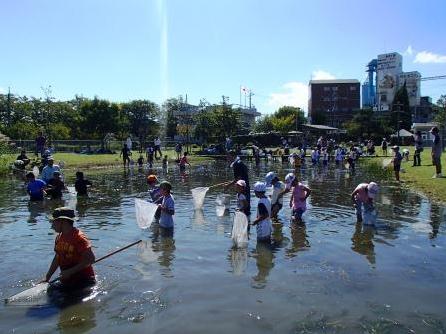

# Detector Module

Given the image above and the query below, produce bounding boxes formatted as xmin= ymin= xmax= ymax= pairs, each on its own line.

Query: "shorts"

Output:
xmin=394 ymin=164 xmax=401 ymax=172
xmin=292 ymin=208 xmax=305 ymax=220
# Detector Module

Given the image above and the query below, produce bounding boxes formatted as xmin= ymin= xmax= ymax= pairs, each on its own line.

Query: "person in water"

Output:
xmin=251 ymin=182 xmax=272 ymax=242
xmin=179 ymin=152 xmax=190 ymax=171
xmin=351 ymin=182 xmax=379 ymax=223
xmin=75 ymin=171 xmax=92 ymax=196
xmin=46 ymin=171 xmax=66 ymax=199
xmin=44 ymin=207 xmax=96 ymax=290
xmin=286 ymin=173 xmax=311 ymax=222
xmin=26 ymin=172 xmax=46 ymax=201
xmin=158 ymin=181 xmax=175 ymax=230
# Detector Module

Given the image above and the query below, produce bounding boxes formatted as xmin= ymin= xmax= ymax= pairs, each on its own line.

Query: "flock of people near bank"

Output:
xmin=11 ymin=125 xmax=443 ymax=297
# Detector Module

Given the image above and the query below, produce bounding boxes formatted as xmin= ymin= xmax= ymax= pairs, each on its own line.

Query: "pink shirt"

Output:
xmin=354 ymin=183 xmax=369 ymax=202
xmin=292 ymin=183 xmax=308 ymax=210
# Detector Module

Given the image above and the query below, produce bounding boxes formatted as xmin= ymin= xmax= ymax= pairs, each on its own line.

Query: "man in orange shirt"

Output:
xmin=44 ymin=207 xmax=96 ymax=290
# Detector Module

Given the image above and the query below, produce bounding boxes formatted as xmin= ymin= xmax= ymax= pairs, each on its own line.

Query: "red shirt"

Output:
xmin=179 ymin=156 xmax=189 ymax=166
xmin=55 ymin=228 xmax=95 ymax=285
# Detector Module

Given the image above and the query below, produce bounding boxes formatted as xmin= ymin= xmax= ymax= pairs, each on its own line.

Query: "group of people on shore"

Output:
xmin=119 ymin=139 xmax=190 ymax=171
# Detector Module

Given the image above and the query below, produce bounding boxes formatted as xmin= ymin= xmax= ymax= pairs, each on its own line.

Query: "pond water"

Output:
xmin=0 ymin=160 xmax=445 ymax=333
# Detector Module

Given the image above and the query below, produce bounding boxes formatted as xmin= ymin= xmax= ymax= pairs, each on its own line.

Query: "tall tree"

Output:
xmin=434 ymin=94 xmax=446 ymax=125
xmin=163 ymin=97 xmax=183 ymax=138
xmin=391 ymin=82 xmax=411 ymax=131
xmin=79 ymin=97 xmax=120 ymax=140
xmin=122 ymin=100 xmax=160 ymax=148
xmin=252 ymin=106 xmax=306 ymax=133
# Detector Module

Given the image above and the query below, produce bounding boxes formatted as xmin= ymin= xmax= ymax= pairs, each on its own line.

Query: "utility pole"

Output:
xmin=248 ymin=91 xmax=254 ymax=109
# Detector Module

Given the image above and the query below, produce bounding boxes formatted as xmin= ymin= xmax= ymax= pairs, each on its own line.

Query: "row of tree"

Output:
xmin=0 ymin=89 xmax=444 ymax=145
xmin=0 ymin=91 xmax=308 ymax=145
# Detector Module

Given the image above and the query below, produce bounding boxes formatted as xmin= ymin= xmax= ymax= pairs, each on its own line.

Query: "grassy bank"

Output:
xmin=362 ymin=147 xmax=446 ymax=203
xmin=0 ymin=149 xmax=214 ymax=176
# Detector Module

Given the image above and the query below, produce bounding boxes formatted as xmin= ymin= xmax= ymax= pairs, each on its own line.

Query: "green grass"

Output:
xmin=362 ymin=146 xmax=446 ymax=203
xmin=0 ymin=149 xmax=214 ymax=176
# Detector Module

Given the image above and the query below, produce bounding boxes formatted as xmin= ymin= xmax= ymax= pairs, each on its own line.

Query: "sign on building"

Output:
xmin=377 ymin=52 xmax=403 ymax=109
xmin=398 ymin=71 xmax=421 ymax=106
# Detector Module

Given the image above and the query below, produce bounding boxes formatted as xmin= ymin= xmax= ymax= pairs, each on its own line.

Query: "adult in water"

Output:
xmin=43 ymin=207 xmax=96 ymax=290
xmin=226 ymin=151 xmax=251 ymax=215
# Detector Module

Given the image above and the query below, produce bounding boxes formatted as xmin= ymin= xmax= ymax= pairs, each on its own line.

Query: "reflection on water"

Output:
xmin=286 ymin=222 xmax=310 ymax=258
xmin=0 ymin=160 xmax=446 ymax=333
xmin=351 ymin=222 xmax=375 ymax=265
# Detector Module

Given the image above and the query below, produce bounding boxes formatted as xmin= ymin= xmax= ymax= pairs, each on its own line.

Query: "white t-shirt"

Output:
xmin=271 ymin=181 xmax=285 ymax=205
xmin=256 ymin=197 xmax=272 ymax=239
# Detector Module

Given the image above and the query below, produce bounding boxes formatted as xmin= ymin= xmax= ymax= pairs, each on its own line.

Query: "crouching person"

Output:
xmin=44 ymin=207 xmax=96 ymax=290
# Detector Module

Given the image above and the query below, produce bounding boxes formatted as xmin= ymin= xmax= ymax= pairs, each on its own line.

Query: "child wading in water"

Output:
xmin=179 ymin=152 xmax=190 ymax=171
xmin=392 ymin=145 xmax=403 ymax=181
xmin=162 ymin=155 xmax=168 ymax=169
xmin=75 ymin=171 xmax=92 ymax=196
xmin=158 ymin=181 xmax=175 ymax=230
xmin=285 ymin=173 xmax=311 ymax=222
xmin=265 ymin=171 xmax=286 ymax=219
xmin=46 ymin=171 xmax=66 ymax=200
xmin=235 ymin=179 xmax=250 ymax=217
xmin=351 ymin=182 xmax=379 ymax=224
xmin=251 ymin=182 xmax=272 ymax=242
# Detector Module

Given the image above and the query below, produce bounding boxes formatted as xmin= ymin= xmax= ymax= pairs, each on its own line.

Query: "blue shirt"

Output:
xmin=159 ymin=195 xmax=175 ymax=228
xmin=41 ymin=164 xmax=60 ymax=183
xmin=27 ymin=179 xmax=46 ymax=200
xmin=149 ymin=187 xmax=162 ymax=203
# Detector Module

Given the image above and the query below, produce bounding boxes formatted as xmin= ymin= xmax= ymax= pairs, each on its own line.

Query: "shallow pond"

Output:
xmin=0 ymin=160 xmax=445 ymax=333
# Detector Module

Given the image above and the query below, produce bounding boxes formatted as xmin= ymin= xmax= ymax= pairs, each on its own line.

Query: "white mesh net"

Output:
xmin=5 ymin=282 xmax=49 ymax=305
xmin=232 ymin=211 xmax=248 ymax=248
xmin=191 ymin=187 xmax=209 ymax=209
xmin=135 ymin=199 xmax=159 ymax=229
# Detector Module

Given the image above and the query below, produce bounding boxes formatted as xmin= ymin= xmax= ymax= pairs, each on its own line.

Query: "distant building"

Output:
xmin=413 ymin=96 xmax=435 ymax=123
xmin=365 ymin=52 xmax=421 ymax=112
xmin=308 ymin=79 xmax=360 ymax=127
xmin=238 ymin=107 xmax=261 ymax=127
xmin=362 ymin=81 xmax=376 ymax=109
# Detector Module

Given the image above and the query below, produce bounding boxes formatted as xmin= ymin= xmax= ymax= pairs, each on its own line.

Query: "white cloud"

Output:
xmin=267 ymin=81 xmax=308 ymax=113
xmin=404 ymin=45 xmax=414 ymax=56
xmin=414 ymin=50 xmax=446 ymax=64
xmin=311 ymin=70 xmax=336 ymax=80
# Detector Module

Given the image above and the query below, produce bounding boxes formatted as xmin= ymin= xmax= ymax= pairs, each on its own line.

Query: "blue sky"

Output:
xmin=1 ymin=0 xmax=446 ymax=115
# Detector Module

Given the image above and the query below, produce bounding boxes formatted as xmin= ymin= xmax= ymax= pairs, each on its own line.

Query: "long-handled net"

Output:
xmin=191 ymin=187 xmax=209 ymax=209
xmin=5 ymin=240 xmax=142 ymax=305
xmin=135 ymin=199 xmax=159 ymax=229
xmin=232 ymin=211 xmax=248 ymax=248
